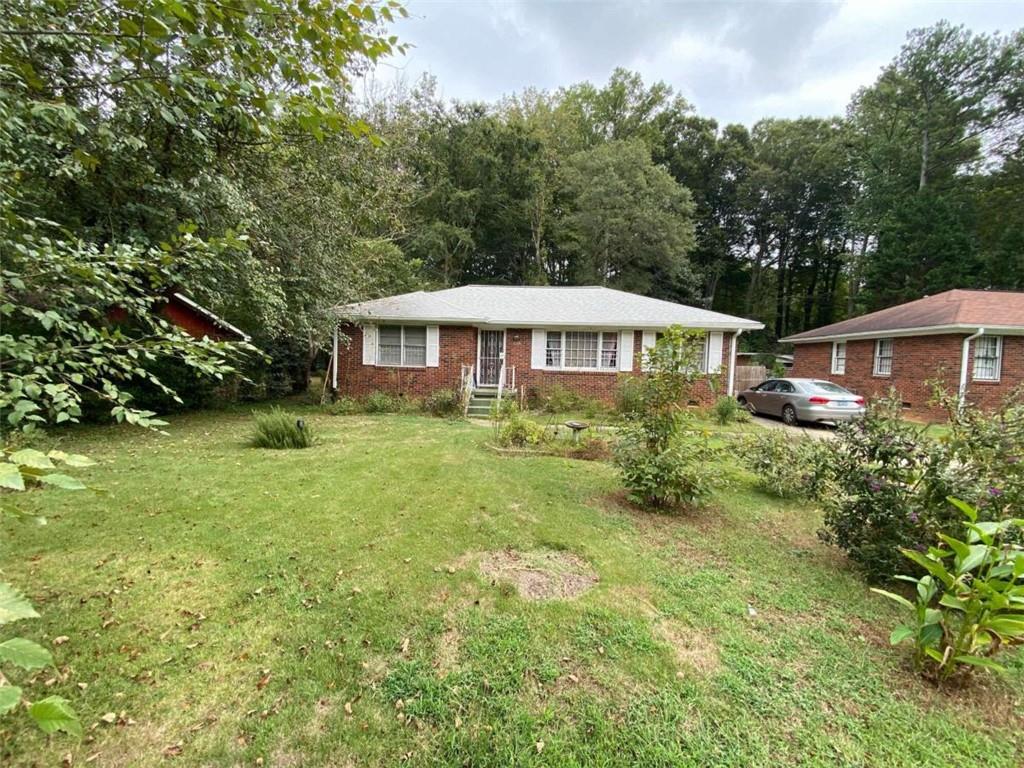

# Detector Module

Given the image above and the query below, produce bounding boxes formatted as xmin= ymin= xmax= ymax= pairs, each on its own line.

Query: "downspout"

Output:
xmin=727 ymin=329 xmax=744 ymax=397
xmin=958 ymin=328 xmax=984 ymax=410
xmin=331 ymin=324 xmax=339 ymax=392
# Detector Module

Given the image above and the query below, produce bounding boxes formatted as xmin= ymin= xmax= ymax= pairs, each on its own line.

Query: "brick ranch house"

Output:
xmin=329 ymin=285 xmax=763 ymax=409
xmin=782 ymin=289 xmax=1024 ymax=418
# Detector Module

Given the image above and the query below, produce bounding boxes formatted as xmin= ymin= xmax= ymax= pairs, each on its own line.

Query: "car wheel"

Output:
xmin=782 ymin=404 xmax=798 ymax=427
xmin=737 ymin=396 xmax=754 ymax=414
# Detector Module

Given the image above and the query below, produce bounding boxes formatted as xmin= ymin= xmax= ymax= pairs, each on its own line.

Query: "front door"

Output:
xmin=478 ymin=330 xmax=505 ymax=386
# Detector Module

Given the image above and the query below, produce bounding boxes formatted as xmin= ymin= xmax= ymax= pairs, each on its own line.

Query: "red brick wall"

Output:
xmin=790 ymin=334 xmax=1023 ymax=418
xmin=336 ymin=324 xmax=476 ymax=398
xmin=336 ymin=324 xmax=736 ymax=406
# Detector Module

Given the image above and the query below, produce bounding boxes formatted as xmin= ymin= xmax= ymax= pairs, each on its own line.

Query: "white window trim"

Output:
xmin=652 ymin=331 xmax=713 ymax=374
xmin=376 ymin=324 xmax=428 ymax=368
xmin=831 ymin=341 xmax=846 ymax=375
xmin=972 ymin=335 xmax=1002 ymax=382
xmin=543 ymin=330 xmax=620 ymax=373
xmin=873 ymin=338 xmax=893 ymax=377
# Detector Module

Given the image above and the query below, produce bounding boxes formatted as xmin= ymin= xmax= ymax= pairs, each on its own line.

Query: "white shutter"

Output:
xmin=706 ymin=332 xmax=724 ymax=373
xmin=531 ymin=329 xmax=546 ymax=369
xmin=618 ymin=330 xmax=634 ymax=372
xmin=361 ymin=324 xmax=377 ymax=365
xmin=426 ymin=325 xmax=440 ymax=367
xmin=640 ymin=331 xmax=656 ymax=372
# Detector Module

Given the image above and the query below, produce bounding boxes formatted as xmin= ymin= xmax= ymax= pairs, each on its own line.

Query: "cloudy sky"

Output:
xmin=372 ymin=0 xmax=1024 ymax=126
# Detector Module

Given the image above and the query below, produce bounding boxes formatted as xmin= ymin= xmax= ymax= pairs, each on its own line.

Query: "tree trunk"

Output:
xmin=919 ymin=126 xmax=929 ymax=191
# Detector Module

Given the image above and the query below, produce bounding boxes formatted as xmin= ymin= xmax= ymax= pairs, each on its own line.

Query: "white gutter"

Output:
xmin=958 ymin=328 xmax=984 ymax=408
xmin=784 ymin=323 xmax=1024 ymax=344
xmin=331 ymin=324 xmax=339 ymax=391
xmin=727 ymin=329 xmax=744 ymax=397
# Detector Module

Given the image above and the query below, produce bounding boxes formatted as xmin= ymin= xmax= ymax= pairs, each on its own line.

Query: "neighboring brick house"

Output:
xmin=330 ymin=285 xmax=763 ymax=408
xmin=782 ymin=290 xmax=1024 ymax=418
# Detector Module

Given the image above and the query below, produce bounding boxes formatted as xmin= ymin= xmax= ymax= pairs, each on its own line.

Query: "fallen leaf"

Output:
xmin=162 ymin=743 xmax=183 ymax=757
xmin=400 ymin=637 xmax=410 ymax=654
xmin=53 ymin=636 xmax=70 ymax=646
xmin=100 ymin=712 xmax=117 ymax=724
xmin=536 ymin=741 xmax=545 ymax=753
xmin=256 ymin=672 xmax=271 ymax=690
xmin=344 ymin=701 xmax=353 ymax=716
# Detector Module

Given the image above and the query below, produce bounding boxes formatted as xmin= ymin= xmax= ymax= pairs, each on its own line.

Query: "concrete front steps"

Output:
xmin=466 ymin=387 xmax=510 ymax=418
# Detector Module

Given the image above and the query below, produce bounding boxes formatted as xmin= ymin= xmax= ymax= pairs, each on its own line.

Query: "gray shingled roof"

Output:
xmin=335 ymin=285 xmax=763 ymax=331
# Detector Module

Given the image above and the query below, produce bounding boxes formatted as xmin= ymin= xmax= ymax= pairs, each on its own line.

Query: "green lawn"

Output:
xmin=3 ymin=409 xmax=1021 ymax=766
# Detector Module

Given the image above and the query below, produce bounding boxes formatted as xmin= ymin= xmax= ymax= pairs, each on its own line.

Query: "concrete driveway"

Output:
xmin=749 ymin=414 xmax=837 ymax=440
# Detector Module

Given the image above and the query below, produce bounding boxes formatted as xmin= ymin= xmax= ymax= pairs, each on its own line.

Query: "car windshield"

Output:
xmin=807 ymin=381 xmax=852 ymax=395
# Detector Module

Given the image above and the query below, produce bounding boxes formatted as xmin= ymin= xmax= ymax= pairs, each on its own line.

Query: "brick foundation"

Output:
xmin=335 ymin=325 xmax=735 ymax=407
xmin=789 ymin=334 xmax=1023 ymax=419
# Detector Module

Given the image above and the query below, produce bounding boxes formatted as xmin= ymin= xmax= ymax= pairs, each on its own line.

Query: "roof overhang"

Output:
xmin=336 ymin=314 xmax=763 ymax=332
xmin=171 ymin=292 xmax=251 ymax=342
xmin=783 ymin=323 xmax=1024 ymax=344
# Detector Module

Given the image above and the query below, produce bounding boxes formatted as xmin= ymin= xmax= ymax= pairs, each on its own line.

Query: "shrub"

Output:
xmin=711 ymin=395 xmax=742 ymax=426
xmin=614 ymin=428 xmax=717 ymax=508
xmin=422 ymin=388 xmax=462 ymax=418
xmin=498 ymin=417 xmax=549 ymax=448
xmin=529 ymin=384 xmax=606 ymax=418
xmin=816 ymin=389 xmax=1022 ymax=584
xmin=490 ymin=399 xmax=548 ymax=448
xmin=615 ymin=375 xmax=645 ymax=419
xmin=363 ymin=391 xmax=403 ymax=414
xmin=613 ymin=327 xmax=720 ymax=510
xmin=251 ymin=407 xmax=314 ymax=449
xmin=324 ymin=396 xmax=360 ymax=415
xmin=873 ymin=498 xmax=1024 ymax=681
xmin=739 ymin=430 xmax=823 ymax=499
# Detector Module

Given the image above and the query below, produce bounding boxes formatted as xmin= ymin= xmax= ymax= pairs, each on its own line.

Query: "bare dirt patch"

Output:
xmin=654 ymin=619 xmax=721 ymax=675
xmin=478 ymin=549 xmax=599 ymax=601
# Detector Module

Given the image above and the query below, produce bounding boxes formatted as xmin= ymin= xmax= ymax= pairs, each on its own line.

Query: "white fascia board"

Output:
xmin=171 ymin=292 xmax=250 ymax=341
xmin=784 ymin=323 xmax=1024 ymax=343
xmin=482 ymin=319 xmax=764 ymax=331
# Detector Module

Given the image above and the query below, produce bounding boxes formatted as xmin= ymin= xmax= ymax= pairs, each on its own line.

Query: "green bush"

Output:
xmin=711 ymin=395 xmax=743 ymax=426
xmin=873 ymin=498 xmax=1024 ymax=681
xmin=739 ymin=430 xmax=824 ymax=499
xmin=498 ymin=418 xmax=549 ymax=448
xmin=613 ymin=327 xmax=719 ymax=510
xmin=490 ymin=399 xmax=548 ymax=447
xmin=528 ymin=384 xmax=607 ymax=418
xmin=363 ymin=391 xmax=404 ymax=414
xmin=324 ymin=396 xmax=361 ymax=415
xmin=423 ymin=388 xmax=462 ymax=418
xmin=816 ymin=389 xmax=1022 ymax=584
xmin=250 ymin=407 xmax=314 ymax=449
xmin=614 ymin=428 xmax=716 ymax=509
xmin=615 ymin=375 xmax=645 ymax=418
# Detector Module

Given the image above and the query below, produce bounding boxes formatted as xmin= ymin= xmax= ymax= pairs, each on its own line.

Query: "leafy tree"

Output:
xmin=849 ymin=22 xmax=1024 ymax=309
xmin=1 ymin=0 xmax=407 ymax=422
xmin=555 ymin=140 xmax=697 ymax=295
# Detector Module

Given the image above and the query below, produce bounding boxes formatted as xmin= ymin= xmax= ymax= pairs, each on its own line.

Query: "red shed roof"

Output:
xmin=782 ymin=290 xmax=1024 ymax=343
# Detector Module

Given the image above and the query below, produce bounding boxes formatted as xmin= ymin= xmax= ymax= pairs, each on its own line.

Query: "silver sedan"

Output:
xmin=737 ymin=378 xmax=866 ymax=426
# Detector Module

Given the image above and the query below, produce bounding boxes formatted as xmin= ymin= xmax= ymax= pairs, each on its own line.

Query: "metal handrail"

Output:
xmin=497 ymin=362 xmax=505 ymax=404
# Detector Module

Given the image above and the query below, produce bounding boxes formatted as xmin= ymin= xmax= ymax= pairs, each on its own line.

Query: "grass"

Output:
xmin=2 ymin=408 xmax=1021 ymax=766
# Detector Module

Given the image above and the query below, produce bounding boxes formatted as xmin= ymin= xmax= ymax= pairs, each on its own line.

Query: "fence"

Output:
xmin=734 ymin=365 xmax=768 ymax=393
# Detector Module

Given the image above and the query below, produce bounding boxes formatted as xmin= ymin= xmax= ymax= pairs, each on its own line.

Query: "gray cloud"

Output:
xmin=377 ymin=0 xmax=1024 ymax=125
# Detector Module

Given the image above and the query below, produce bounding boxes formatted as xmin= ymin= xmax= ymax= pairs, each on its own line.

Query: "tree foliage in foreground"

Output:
xmin=0 ymin=0 xmax=408 ymax=423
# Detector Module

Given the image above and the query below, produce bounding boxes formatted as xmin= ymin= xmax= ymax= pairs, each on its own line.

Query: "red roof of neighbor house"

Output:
xmin=782 ymin=290 xmax=1024 ymax=343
